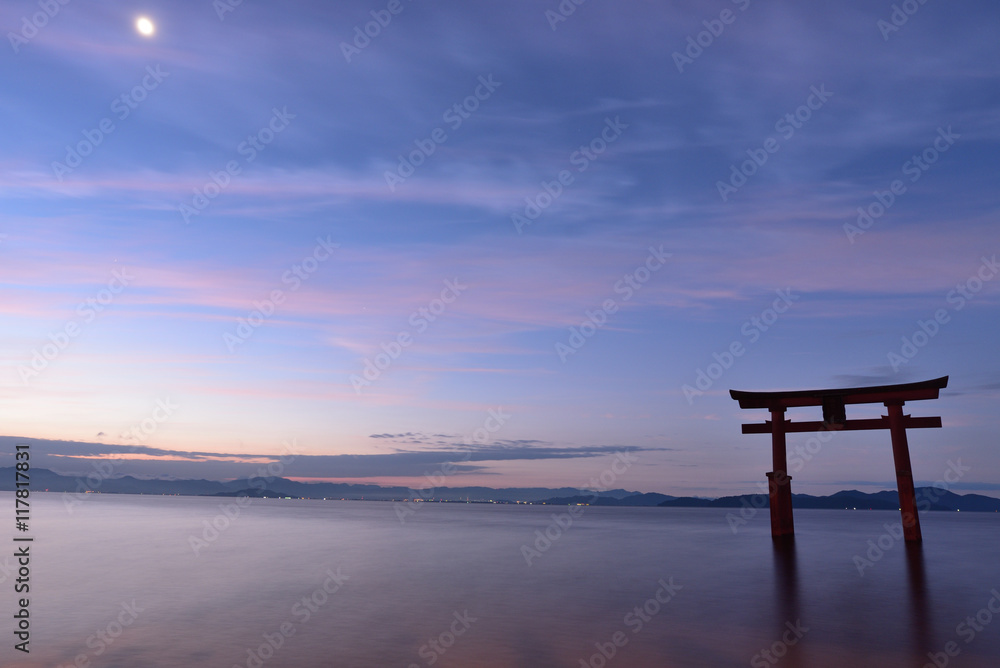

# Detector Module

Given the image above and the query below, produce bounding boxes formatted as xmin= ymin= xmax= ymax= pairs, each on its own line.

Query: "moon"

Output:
xmin=136 ymin=17 xmax=155 ymax=36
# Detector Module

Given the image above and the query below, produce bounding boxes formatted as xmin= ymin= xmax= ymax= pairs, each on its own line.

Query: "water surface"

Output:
xmin=3 ymin=492 xmax=999 ymax=667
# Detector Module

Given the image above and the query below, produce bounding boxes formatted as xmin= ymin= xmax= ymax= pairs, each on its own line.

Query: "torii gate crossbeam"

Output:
xmin=730 ymin=376 xmax=948 ymax=541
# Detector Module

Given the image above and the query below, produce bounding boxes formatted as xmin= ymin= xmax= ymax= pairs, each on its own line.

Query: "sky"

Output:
xmin=1 ymin=0 xmax=998 ymax=497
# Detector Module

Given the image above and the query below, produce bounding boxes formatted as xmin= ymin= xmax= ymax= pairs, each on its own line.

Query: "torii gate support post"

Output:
xmin=886 ymin=401 xmax=922 ymax=542
xmin=767 ymin=407 xmax=794 ymax=538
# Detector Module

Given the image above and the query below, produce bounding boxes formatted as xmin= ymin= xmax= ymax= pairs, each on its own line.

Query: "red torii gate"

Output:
xmin=730 ymin=376 xmax=948 ymax=541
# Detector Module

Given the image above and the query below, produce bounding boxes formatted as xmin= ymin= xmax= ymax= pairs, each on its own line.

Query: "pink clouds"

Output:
xmin=5 ymin=209 xmax=996 ymax=368
xmin=1 ymin=163 xmax=527 ymax=212
xmin=47 ymin=452 xmax=277 ymax=464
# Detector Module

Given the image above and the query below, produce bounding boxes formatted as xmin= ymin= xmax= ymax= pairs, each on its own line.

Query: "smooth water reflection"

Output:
xmin=3 ymin=493 xmax=998 ymax=667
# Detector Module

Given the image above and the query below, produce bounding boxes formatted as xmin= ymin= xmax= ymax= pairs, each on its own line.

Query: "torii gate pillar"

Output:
xmin=767 ymin=407 xmax=794 ymax=538
xmin=730 ymin=376 xmax=947 ymax=541
xmin=886 ymin=401 xmax=921 ymax=541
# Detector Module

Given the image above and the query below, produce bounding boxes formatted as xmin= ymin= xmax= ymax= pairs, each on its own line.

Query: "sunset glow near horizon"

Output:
xmin=2 ymin=0 xmax=999 ymax=497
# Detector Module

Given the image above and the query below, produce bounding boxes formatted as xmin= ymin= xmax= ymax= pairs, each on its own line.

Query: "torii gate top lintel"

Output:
xmin=729 ymin=375 xmax=948 ymax=410
xmin=729 ymin=376 xmax=948 ymax=542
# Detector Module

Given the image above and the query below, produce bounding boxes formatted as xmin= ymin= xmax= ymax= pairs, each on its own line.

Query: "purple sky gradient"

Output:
xmin=1 ymin=0 xmax=998 ymax=496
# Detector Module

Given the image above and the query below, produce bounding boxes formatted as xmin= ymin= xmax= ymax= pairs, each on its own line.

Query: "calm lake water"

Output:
xmin=3 ymin=492 xmax=999 ymax=667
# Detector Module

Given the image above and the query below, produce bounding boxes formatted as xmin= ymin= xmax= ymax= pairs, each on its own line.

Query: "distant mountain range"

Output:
xmin=653 ymin=488 xmax=1000 ymax=512
xmin=538 ymin=488 xmax=1000 ymax=512
xmin=0 ymin=467 xmax=635 ymax=502
xmin=3 ymin=468 xmax=998 ymax=511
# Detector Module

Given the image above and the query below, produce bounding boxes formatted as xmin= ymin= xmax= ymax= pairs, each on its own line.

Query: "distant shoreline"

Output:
xmin=6 ymin=484 xmax=1000 ymax=512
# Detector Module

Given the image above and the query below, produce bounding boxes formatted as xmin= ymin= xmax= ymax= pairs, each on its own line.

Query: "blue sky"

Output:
xmin=1 ymin=0 xmax=998 ymax=496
